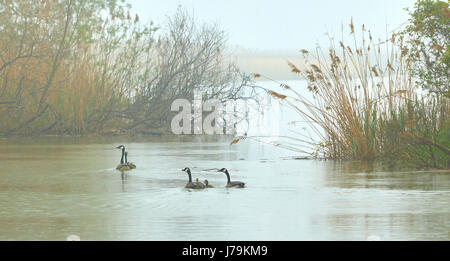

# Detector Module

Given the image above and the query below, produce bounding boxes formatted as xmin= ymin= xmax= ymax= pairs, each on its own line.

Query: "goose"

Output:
xmin=217 ymin=168 xmax=245 ymax=188
xmin=181 ymin=168 xmax=205 ymax=189
xmin=116 ymin=145 xmax=132 ymax=171
xmin=204 ymin=179 xmax=214 ymax=188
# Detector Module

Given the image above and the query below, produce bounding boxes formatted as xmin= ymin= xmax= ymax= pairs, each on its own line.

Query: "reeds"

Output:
xmin=264 ymin=21 xmax=449 ymax=168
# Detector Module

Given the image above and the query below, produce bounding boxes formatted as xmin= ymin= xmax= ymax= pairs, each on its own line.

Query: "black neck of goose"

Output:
xmin=187 ymin=170 xmax=192 ymax=183
xmin=120 ymin=149 xmax=125 ymax=164
xmin=125 ymin=153 xmax=128 ymax=163
xmin=224 ymin=170 xmax=231 ymax=183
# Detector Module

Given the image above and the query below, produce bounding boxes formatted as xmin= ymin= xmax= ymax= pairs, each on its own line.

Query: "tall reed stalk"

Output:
xmin=261 ymin=21 xmax=449 ymax=168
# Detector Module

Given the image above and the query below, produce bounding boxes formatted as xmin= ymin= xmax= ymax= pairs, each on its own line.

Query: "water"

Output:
xmin=0 ymin=136 xmax=449 ymax=241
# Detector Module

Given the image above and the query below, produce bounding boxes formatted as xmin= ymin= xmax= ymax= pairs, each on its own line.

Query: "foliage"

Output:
xmin=380 ymin=96 xmax=449 ymax=169
xmin=0 ymin=1 xmax=250 ymax=136
xmin=0 ymin=0 xmax=154 ymax=135
xmin=403 ymin=0 xmax=450 ymax=97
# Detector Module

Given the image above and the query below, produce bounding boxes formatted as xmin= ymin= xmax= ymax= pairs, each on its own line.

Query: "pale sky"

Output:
xmin=129 ymin=0 xmax=416 ymax=79
xmin=129 ymin=0 xmax=415 ymax=51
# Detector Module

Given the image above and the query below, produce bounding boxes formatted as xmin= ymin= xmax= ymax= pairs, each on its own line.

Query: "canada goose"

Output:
xmin=124 ymin=151 xmax=136 ymax=169
xmin=217 ymin=168 xmax=245 ymax=188
xmin=204 ymin=179 xmax=214 ymax=188
xmin=181 ymin=167 xmax=205 ymax=189
xmin=116 ymin=145 xmax=132 ymax=171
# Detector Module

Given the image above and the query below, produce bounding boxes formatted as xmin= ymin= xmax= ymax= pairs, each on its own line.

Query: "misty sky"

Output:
xmin=129 ymin=0 xmax=416 ymax=52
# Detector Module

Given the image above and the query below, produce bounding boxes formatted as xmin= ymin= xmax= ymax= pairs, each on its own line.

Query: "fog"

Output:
xmin=129 ymin=0 xmax=415 ymax=79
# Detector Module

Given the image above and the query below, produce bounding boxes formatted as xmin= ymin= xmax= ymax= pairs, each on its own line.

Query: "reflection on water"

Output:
xmin=0 ymin=136 xmax=448 ymax=240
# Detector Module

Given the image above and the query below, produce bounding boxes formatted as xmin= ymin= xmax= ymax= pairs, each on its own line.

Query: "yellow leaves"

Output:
xmin=230 ymin=138 xmax=240 ymax=146
xmin=394 ymin=90 xmax=407 ymax=95
xmin=310 ymin=64 xmax=322 ymax=74
xmin=316 ymin=73 xmax=324 ymax=81
xmin=440 ymin=5 xmax=450 ymax=18
xmin=430 ymin=44 xmax=445 ymax=51
xmin=334 ymin=56 xmax=341 ymax=64
xmin=287 ymin=61 xmax=301 ymax=73
xmin=401 ymin=47 xmax=409 ymax=57
xmin=280 ymin=83 xmax=291 ymax=90
xmin=110 ymin=128 xmax=121 ymax=135
xmin=387 ymin=61 xmax=394 ymax=71
xmin=307 ymin=85 xmax=318 ymax=93
xmin=306 ymin=71 xmax=316 ymax=82
xmin=356 ymin=48 xmax=362 ymax=56
xmin=251 ymin=73 xmax=261 ymax=78
xmin=347 ymin=46 xmax=354 ymax=55
xmin=268 ymin=90 xmax=287 ymax=100
xmin=405 ymin=120 xmax=417 ymax=128
xmin=300 ymin=49 xmax=309 ymax=55
xmin=349 ymin=17 xmax=354 ymax=35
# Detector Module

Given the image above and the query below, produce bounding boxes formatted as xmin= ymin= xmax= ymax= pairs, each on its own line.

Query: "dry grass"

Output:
xmin=259 ymin=21 xmax=448 ymax=166
xmin=0 ymin=1 xmax=152 ymax=135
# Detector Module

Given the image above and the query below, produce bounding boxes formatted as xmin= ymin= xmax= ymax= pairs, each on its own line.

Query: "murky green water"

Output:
xmin=0 ymin=136 xmax=449 ymax=240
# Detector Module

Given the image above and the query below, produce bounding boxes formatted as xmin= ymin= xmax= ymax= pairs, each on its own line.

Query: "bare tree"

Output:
xmin=0 ymin=2 xmax=259 ymax=136
xmin=120 ymin=8 xmax=259 ymax=134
